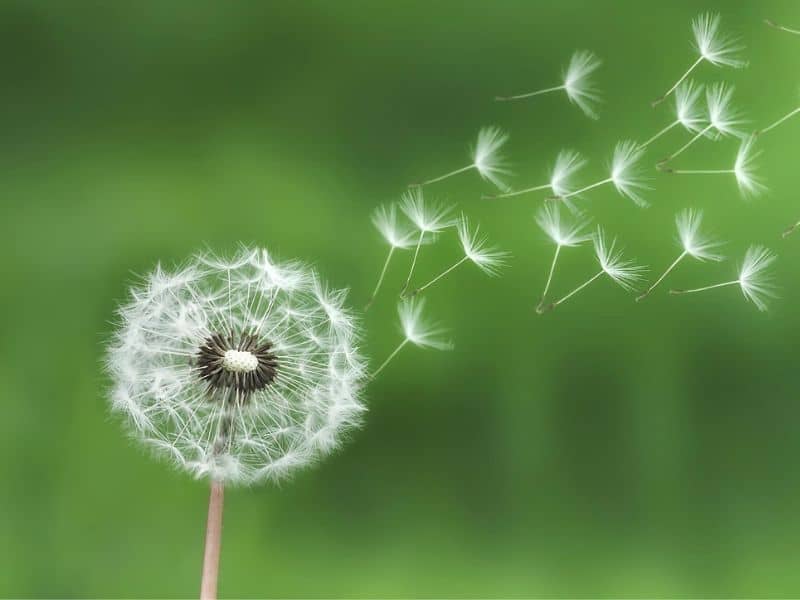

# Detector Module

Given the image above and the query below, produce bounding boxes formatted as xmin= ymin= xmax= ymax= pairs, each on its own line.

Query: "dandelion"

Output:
xmin=765 ymin=18 xmax=800 ymax=36
xmin=496 ymin=50 xmax=602 ymax=119
xmin=755 ymin=90 xmax=800 ymax=135
xmin=365 ymin=203 xmax=417 ymax=309
xmin=659 ymin=82 xmax=746 ymax=165
xmin=534 ymin=203 xmax=592 ymax=311
xmin=483 ymin=149 xmax=587 ymax=204
xmin=410 ymin=126 xmax=511 ymax=190
xmin=539 ymin=227 xmax=646 ymax=313
xmin=106 ymin=247 xmax=367 ymax=597
xmin=670 ymin=245 xmax=777 ymax=311
xmin=652 ymin=13 xmax=747 ymax=106
xmin=664 ymin=135 xmax=765 ymax=198
xmin=551 ymin=141 xmax=650 ymax=207
xmin=636 ymin=209 xmax=723 ymax=301
xmin=409 ymin=215 xmax=509 ymax=297
xmin=639 ymin=80 xmax=706 ymax=148
xmin=372 ymin=297 xmax=453 ymax=378
xmin=398 ymin=188 xmax=454 ymax=295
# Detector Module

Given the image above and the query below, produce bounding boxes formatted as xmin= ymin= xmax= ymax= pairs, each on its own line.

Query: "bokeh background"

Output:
xmin=1 ymin=1 xmax=799 ymax=597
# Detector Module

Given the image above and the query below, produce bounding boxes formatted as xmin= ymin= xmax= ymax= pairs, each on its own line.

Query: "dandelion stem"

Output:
xmin=495 ymin=84 xmax=565 ymax=101
xmin=371 ymin=338 xmax=409 ymax=379
xmin=639 ymin=121 xmax=678 ymax=149
xmin=659 ymin=124 xmax=713 ymax=164
xmin=667 ymin=169 xmax=733 ymax=175
xmin=783 ymin=220 xmax=800 ymax=238
xmin=411 ymin=165 xmax=473 ymax=187
xmin=365 ymin=247 xmax=395 ymax=310
xmin=555 ymin=178 xmax=611 ymax=200
xmin=400 ymin=231 xmax=426 ymax=295
xmin=200 ymin=479 xmax=224 ymax=600
xmin=539 ymin=245 xmax=561 ymax=306
xmin=652 ymin=56 xmax=704 ymax=107
xmin=758 ymin=106 xmax=800 ymax=135
xmin=484 ymin=182 xmax=550 ymax=200
xmin=636 ymin=251 xmax=686 ymax=301
xmin=541 ymin=270 xmax=604 ymax=312
xmin=410 ymin=256 xmax=469 ymax=297
xmin=765 ymin=18 xmax=800 ymax=35
xmin=669 ymin=280 xmax=739 ymax=295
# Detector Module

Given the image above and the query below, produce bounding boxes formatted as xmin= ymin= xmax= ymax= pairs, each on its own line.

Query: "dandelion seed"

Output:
xmin=756 ymin=89 xmax=800 ymax=135
xmin=411 ymin=126 xmax=511 ymax=190
xmin=540 ymin=227 xmax=646 ymax=313
xmin=639 ymin=81 xmax=706 ymax=148
xmin=659 ymin=82 xmax=746 ymax=165
xmin=652 ymin=13 xmax=747 ymax=106
xmin=636 ymin=209 xmax=723 ymax=301
xmin=664 ymin=135 xmax=765 ymax=198
xmin=398 ymin=188 xmax=454 ymax=295
xmin=366 ymin=203 xmax=416 ymax=309
xmin=410 ymin=215 xmax=509 ymax=297
xmin=496 ymin=50 xmax=602 ymax=119
xmin=783 ymin=220 xmax=800 ymax=238
xmin=107 ymin=247 xmax=368 ymax=596
xmin=534 ymin=203 xmax=591 ymax=311
xmin=765 ymin=18 xmax=800 ymax=36
xmin=670 ymin=245 xmax=776 ymax=311
xmin=552 ymin=141 xmax=650 ymax=207
xmin=372 ymin=297 xmax=453 ymax=378
xmin=484 ymin=149 xmax=587 ymax=204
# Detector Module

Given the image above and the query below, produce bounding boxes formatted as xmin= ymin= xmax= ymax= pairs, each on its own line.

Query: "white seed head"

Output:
xmin=399 ymin=188 xmax=453 ymax=233
xmin=562 ymin=50 xmax=602 ymax=119
xmin=675 ymin=80 xmax=706 ymax=132
xmin=733 ymin=135 xmax=766 ymax=198
xmin=549 ymin=149 xmax=588 ymax=201
xmin=593 ymin=227 xmax=647 ymax=291
xmin=707 ymin=82 xmax=746 ymax=138
xmin=737 ymin=245 xmax=777 ymax=311
xmin=456 ymin=214 xmax=510 ymax=277
xmin=398 ymin=297 xmax=453 ymax=351
xmin=535 ymin=202 xmax=591 ymax=248
xmin=106 ymin=247 xmax=367 ymax=486
xmin=692 ymin=12 xmax=747 ymax=69
xmin=471 ymin=126 xmax=512 ymax=191
xmin=610 ymin=140 xmax=650 ymax=207
xmin=675 ymin=208 xmax=724 ymax=262
xmin=372 ymin=203 xmax=414 ymax=249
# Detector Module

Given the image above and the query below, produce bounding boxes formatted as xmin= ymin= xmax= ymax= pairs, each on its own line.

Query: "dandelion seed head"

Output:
xmin=737 ymin=245 xmax=777 ymax=311
xmin=535 ymin=202 xmax=591 ymax=248
xmin=733 ymin=135 xmax=766 ymax=198
xmin=675 ymin=80 xmax=706 ymax=132
xmin=456 ymin=215 xmax=509 ymax=277
xmin=675 ymin=208 xmax=724 ymax=261
xmin=398 ymin=297 xmax=453 ymax=351
xmin=399 ymin=188 xmax=453 ymax=233
xmin=471 ymin=126 xmax=512 ymax=191
xmin=610 ymin=140 xmax=650 ymax=207
xmin=562 ymin=50 xmax=603 ymax=119
xmin=593 ymin=227 xmax=646 ymax=290
xmin=372 ymin=204 xmax=414 ymax=249
xmin=692 ymin=12 xmax=747 ymax=69
xmin=106 ymin=247 xmax=367 ymax=486
xmin=707 ymin=82 xmax=746 ymax=137
xmin=549 ymin=149 xmax=588 ymax=200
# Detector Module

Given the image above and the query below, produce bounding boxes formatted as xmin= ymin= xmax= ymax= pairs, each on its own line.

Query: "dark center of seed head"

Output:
xmin=196 ymin=332 xmax=278 ymax=397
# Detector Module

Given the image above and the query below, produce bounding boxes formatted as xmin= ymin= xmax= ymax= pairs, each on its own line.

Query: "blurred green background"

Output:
xmin=2 ymin=0 xmax=800 ymax=597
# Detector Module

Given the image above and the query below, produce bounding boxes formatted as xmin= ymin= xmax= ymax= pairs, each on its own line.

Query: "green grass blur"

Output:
xmin=2 ymin=1 xmax=800 ymax=596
